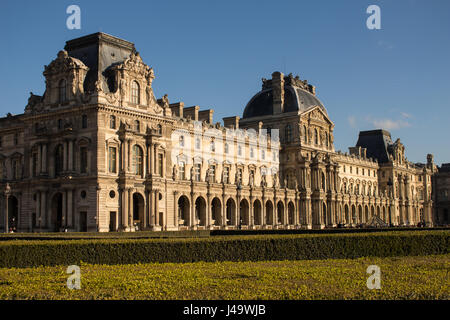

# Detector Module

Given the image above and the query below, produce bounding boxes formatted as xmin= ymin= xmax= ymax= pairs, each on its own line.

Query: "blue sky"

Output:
xmin=1 ymin=0 xmax=449 ymax=164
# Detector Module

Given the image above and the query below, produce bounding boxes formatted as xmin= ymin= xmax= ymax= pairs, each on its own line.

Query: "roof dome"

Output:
xmin=242 ymin=72 xmax=326 ymax=119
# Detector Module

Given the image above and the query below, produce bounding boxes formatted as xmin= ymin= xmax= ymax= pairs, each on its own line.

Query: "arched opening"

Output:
xmin=211 ymin=197 xmax=222 ymax=226
xmin=195 ymin=197 xmax=207 ymax=226
xmin=266 ymin=200 xmax=274 ymax=225
xmin=322 ymin=202 xmax=327 ymax=225
xmin=239 ymin=199 xmax=249 ymax=226
xmin=132 ymin=193 xmax=145 ymax=230
xmin=371 ymin=206 xmax=375 ymax=220
xmin=177 ymin=196 xmax=190 ymax=226
xmin=377 ymin=206 xmax=381 ymax=218
xmin=226 ymin=198 xmax=236 ymax=226
xmin=51 ymin=193 xmax=63 ymax=232
xmin=131 ymin=80 xmax=140 ymax=104
xmin=288 ymin=201 xmax=295 ymax=225
xmin=253 ymin=199 xmax=262 ymax=225
xmin=7 ymin=196 xmax=19 ymax=232
xmin=276 ymin=201 xmax=284 ymax=225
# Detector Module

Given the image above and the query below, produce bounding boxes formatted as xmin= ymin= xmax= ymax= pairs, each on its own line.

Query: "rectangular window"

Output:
xmin=12 ymin=159 xmax=19 ymax=180
xmin=82 ymin=115 xmax=88 ymax=129
xmin=209 ymin=164 xmax=216 ymax=182
xmin=237 ymin=168 xmax=243 ymax=183
xmin=108 ymin=147 xmax=117 ymax=173
xmin=32 ymin=153 xmax=38 ymax=177
xmin=179 ymin=161 xmax=185 ymax=180
xmin=80 ymin=147 xmax=88 ymax=174
xmin=223 ymin=166 xmax=229 ymax=184
xmin=194 ymin=163 xmax=201 ymax=181
xmin=158 ymin=154 xmax=163 ymax=176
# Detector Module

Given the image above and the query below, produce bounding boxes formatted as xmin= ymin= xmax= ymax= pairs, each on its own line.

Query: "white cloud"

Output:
xmin=368 ymin=118 xmax=411 ymax=130
xmin=400 ymin=112 xmax=413 ymax=119
xmin=348 ymin=116 xmax=356 ymax=128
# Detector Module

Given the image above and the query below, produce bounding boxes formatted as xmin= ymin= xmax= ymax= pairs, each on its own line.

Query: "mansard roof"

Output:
xmin=356 ymin=129 xmax=393 ymax=163
xmin=64 ymin=32 xmax=136 ymax=93
xmin=242 ymin=72 xmax=326 ymax=119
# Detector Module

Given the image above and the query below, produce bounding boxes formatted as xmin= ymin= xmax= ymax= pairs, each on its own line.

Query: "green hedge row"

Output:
xmin=0 ymin=230 xmax=211 ymax=241
xmin=0 ymin=231 xmax=448 ymax=268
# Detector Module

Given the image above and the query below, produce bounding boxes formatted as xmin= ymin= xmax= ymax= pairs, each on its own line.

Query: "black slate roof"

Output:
xmin=356 ymin=129 xmax=393 ymax=163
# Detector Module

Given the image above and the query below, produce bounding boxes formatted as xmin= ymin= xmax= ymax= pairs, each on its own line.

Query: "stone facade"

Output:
xmin=0 ymin=33 xmax=443 ymax=232
xmin=434 ymin=163 xmax=450 ymax=225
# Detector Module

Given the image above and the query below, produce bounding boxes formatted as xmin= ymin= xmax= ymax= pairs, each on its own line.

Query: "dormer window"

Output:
xmin=58 ymin=79 xmax=67 ymax=103
xmin=131 ymin=80 xmax=140 ymax=104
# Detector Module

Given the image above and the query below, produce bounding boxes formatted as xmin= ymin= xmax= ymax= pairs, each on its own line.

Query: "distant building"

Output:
xmin=0 ymin=33 xmax=442 ymax=232
xmin=434 ymin=163 xmax=450 ymax=224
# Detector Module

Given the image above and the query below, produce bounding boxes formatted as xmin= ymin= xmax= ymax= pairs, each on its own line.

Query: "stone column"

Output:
xmin=67 ymin=189 xmax=73 ymax=228
xmin=249 ymin=195 xmax=253 ymax=227
xmin=42 ymin=144 xmax=47 ymax=174
xmin=222 ymin=194 xmax=226 ymax=227
xmin=206 ymin=193 xmax=211 ymax=228
xmin=41 ymin=191 xmax=47 ymax=229
xmin=68 ymin=140 xmax=74 ymax=171
xmin=37 ymin=144 xmax=42 ymax=175
xmin=121 ymin=188 xmax=129 ymax=229
xmin=62 ymin=191 xmax=67 ymax=229
xmin=146 ymin=189 xmax=152 ymax=227
xmin=128 ymin=189 xmax=133 ymax=228
xmin=35 ymin=191 xmax=41 ymax=228
xmin=63 ymin=141 xmax=68 ymax=172
xmin=154 ymin=189 xmax=159 ymax=226
xmin=174 ymin=191 xmax=179 ymax=228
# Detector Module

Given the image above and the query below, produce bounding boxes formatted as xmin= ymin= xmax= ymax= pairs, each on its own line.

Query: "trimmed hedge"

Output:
xmin=0 ymin=231 xmax=448 ymax=268
xmin=0 ymin=230 xmax=210 ymax=241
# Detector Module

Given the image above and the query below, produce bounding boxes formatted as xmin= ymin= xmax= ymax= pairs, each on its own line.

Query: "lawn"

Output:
xmin=0 ymin=254 xmax=448 ymax=300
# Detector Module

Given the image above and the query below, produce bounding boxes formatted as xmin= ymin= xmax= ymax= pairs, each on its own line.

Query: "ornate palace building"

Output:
xmin=0 ymin=33 xmax=443 ymax=232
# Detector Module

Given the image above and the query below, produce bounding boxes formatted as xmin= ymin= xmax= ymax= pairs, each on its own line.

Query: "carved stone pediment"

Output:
xmin=43 ymin=50 xmax=88 ymax=77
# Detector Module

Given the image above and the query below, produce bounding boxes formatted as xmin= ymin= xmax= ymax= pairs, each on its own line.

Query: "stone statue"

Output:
xmin=173 ymin=165 xmax=178 ymax=180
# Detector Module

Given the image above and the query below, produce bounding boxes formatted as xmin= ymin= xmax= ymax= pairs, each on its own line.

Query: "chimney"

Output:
xmin=272 ymin=71 xmax=284 ymax=114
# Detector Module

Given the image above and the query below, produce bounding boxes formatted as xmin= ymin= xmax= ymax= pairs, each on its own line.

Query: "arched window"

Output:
xmin=325 ymin=132 xmax=328 ymax=147
xmin=157 ymin=124 xmax=162 ymax=135
xmin=303 ymin=125 xmax=308 ymax=143
xmin=55 ymin=144 xmax=64 ymax=176
xmin=314 ymin=128 xmax=319 ymax=145
xmin=131 ymin=81 xmax=140 ymax=104
xmin=58 ymin=79 xmax=67 ymax=103
xmin=285 ymin=124 xmax=292 ymax=143
xmin=110 ymin=115 xmax=116 ymax=129
xmin=132 ymin=145 xmax=143 ymax=176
